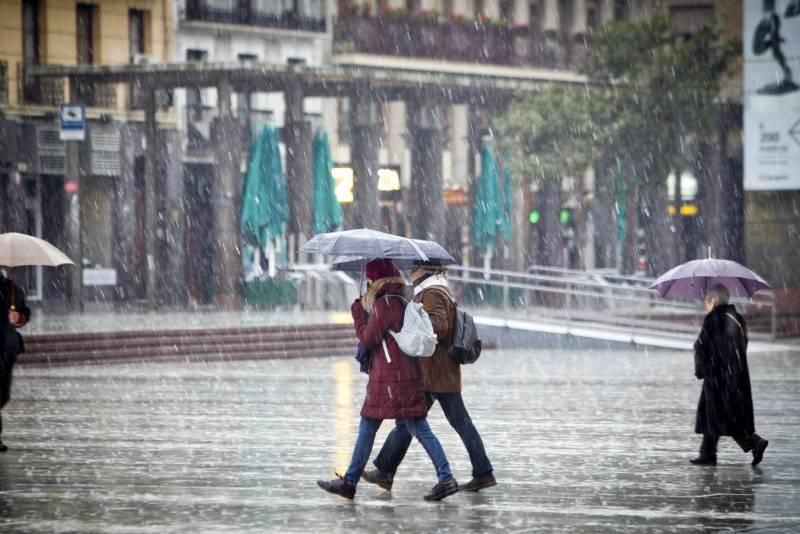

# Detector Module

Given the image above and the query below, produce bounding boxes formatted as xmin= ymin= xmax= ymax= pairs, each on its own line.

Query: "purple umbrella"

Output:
xmin=649 ymin=258 xmax=770 ymax=300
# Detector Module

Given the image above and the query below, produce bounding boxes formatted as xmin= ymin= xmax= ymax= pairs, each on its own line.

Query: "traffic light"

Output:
xmin=529 ymin=210 xmax=540 ymax=224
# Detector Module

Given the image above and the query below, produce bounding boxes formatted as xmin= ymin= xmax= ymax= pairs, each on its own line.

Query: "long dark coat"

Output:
xmin=351 ymin=280 xmax=427 ymax=420
xmin=694 ymin=304 xmax=755 ymax=437
xmin=1 ymin=275 xmax=31 ymax=409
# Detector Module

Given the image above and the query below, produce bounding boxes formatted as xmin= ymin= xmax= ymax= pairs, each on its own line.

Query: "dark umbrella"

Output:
xmin=650 ymin=258 xmax=770 ymax=300
xmin=300 ymin=228 xmax=430 ymax=262
xmin=331 ymin=238 xmax=455 ymax=271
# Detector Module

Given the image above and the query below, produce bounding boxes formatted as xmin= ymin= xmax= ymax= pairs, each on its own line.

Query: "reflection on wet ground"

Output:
xmin=2 ymin=349 xmax=799 ymax=532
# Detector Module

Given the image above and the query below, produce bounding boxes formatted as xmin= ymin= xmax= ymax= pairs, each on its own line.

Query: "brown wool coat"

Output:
xmin=416 ymin=286 xmax=461 ymax=393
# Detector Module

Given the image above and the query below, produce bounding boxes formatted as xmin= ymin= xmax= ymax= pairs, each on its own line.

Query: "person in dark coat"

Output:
xmin=317 ymin=259 xmax=458 ymax=501
xmin=362 ymin=261 xmax=496 ymax=493
xmin=691 ymin=284 xmax=768 ymax=466
xmin=0 ymin=271 xmax=31 ymax=452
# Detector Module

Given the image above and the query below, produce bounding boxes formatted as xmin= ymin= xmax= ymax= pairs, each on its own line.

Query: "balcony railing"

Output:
xmin=334 ymin=15 xmax=555 ymax=67
xmin=185 ymin=1 xmax=326 ymax=32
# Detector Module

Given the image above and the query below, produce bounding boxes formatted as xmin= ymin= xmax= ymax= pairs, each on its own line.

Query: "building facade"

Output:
xmin=0 ymin=0 xmax=175 ymax=309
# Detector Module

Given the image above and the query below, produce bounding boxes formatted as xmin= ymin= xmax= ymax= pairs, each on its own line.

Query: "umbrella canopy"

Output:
xmin=0 ymin=232 xmax=74 ymax=267
xmin=241 ymin=126 xmax=288 ymax=246
xmin=300 ymin=228 xmax=429 ymax=262
xmin=332 ymin=238 xmax=455 ymax=271
xmin=650 ymin=258 xmax=770 ymax=300
xmin=312 ymin=130 xmax=343 ymax=235
xmin=472 ymin=143 xmax=501 ymax=251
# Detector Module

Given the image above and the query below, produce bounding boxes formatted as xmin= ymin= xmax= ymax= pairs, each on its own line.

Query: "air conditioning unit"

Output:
xmin=132 ymin=54 xmax=154 ymax=65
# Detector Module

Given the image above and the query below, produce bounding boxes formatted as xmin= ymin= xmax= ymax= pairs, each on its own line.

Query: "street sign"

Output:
xmin=59 ymin=104 xmax=85 ymax=141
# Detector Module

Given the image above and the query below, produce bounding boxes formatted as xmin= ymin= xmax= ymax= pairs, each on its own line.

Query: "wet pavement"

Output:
xmin=2 ymin=348 xmax=799 ymax=532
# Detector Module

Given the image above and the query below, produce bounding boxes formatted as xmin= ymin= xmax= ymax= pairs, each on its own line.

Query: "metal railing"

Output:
xmin=447 ymin=265 xmax=776 ymax=340
xmin=287 ymin=262 xmax=777 ymax=340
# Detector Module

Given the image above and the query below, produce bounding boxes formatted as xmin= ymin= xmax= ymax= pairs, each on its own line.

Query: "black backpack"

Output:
xmin=449 ymin=308 xmax=482 ymax=365
xmin=424 ymin=286 xmax=482 ymax=365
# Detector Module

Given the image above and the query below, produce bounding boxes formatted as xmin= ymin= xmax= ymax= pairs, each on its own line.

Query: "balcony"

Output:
xmin=334 ymin=15 xmax=558 ymax=68
xmin=185 ymin=0 xmax=326 ymax=33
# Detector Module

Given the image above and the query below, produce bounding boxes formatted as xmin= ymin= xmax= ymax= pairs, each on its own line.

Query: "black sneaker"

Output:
xmin=361 ymin=469 xmax=394 ymax=491
xmin=0 ymin=441 xmax=7 ymax=453
xmin=752 ymin=439 xmax=769 ymax=467
xmin=423 ymin=478 xmax=459 ymax=501
xmin=317 ymin=473 xmax=356 ymax=499
xmin=689 ymin=455 xmax=717 ymax=466
xmin=461 ymin=472 xmax=497 ymax=492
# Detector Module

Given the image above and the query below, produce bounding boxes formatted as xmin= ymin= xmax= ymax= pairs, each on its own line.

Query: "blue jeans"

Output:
xmin=374 ymin=392 xmax=493 ymax=478
xmin=344 ymin=416 xmax=452 ymax=485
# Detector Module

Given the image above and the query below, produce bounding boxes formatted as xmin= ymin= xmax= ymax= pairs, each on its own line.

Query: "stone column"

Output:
xmin=599 ymin=0 xmax=614 ymax=24
xmin=570 ymin=0 xmax=588 ymax=64
xmin=115 ymin=123 xmax=140 ymax=303
xmin=349 ymin=91 xmax=381 ymax=230
xmin=450 ymin=105 xmax=469 ymax=187
xmin=64 ymin=77 xmax=85 ymax=310
xmin=453 ymin=0 xmax=473 ymax=17
xmin=481 ymin=0 xmax=500 ymax=19
xmin=212 ymin=80 xmax=243 ymax=309
xmin=543 ymin=0 xmax=560 ymax=33
xmin=157 ymin=128 xmax=186 ymax=307
xmin=143 ymin=89 xmax=158 ymax=308
xmin=408 ymin=101 xmax=445 ymax=242
xmin=284 ymin=85 xmax=313 ymax=257
xmin=512 ymin=0 xmax=531 ymax=63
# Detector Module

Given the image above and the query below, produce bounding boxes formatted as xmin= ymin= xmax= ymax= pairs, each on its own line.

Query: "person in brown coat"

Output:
xmin=317 ymin=259 xmax=458 ymax=501
xmin=362 ymin=261 xmax=496 ymax=492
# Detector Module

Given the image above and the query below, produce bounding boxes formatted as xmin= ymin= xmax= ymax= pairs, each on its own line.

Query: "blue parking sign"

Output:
xmin=60 ymin=104 xmax=85 ymax=141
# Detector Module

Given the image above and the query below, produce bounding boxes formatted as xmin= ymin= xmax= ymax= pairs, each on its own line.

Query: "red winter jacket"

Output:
xmin=351 ymin=281 xmax=427 ymax=420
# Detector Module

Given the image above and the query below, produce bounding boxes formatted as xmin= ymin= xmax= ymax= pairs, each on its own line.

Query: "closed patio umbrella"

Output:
xmin=312 ymin=130 xmax=343 ymax=235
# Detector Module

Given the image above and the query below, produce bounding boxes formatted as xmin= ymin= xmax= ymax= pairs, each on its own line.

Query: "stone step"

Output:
xmin=19 ymin=323 xmax=358 ymax=367
xmin=24 ymin=329 xmax=356 ymax=354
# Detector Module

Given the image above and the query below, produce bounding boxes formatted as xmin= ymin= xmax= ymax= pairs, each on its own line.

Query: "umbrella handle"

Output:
xmin=9 ymin=268 xmax=15 ymax=311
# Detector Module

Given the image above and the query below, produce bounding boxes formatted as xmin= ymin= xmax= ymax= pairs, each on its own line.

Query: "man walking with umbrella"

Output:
xmin=691 ymin=284 xmax=768 ymax=466
xmin=0 ymin=270 xmax=30 ymax=452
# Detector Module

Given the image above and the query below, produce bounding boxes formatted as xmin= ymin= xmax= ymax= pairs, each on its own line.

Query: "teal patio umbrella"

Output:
xmin=241 ymin=126 xmax=288 ymax=277
xmin=472 ymin=143 xmax=502 ymax=261
xmin=312 ymin=130 xmax=343 ymax=235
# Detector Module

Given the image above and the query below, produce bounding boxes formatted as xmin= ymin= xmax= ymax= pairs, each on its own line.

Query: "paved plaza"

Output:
xmin=1 ymin=347 xmax=799 ymax=532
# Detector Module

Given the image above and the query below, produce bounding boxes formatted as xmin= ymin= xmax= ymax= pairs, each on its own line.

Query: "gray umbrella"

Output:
xmin=300 ymin=228 xmax=430 ymax=262
xmin=649 ymin=258 xmax=770 ymax=300
xmin=332 ymin=238 xmax=456 ymax=271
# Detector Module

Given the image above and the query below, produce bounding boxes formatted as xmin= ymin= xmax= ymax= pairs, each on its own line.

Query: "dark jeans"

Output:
xmin=700 ymin=433 xmax=763 ymax=456
xmin=344 ymin=416 xmax=452 ymax=486
xmin=374 ymin=392 xmax=493 ymax=478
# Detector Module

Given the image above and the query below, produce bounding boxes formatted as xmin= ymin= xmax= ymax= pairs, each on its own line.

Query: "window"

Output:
xmin=670 ymin=5 xmax=714 ymax=37
xmin=76 ymin=4 xmax=96 ymax=64
xmin=613 ymin=0 xmax=629 ymax=21
xmin=129 ymin=10 xmax=146 ymax=60
xmin=129 ymin=9 xmax=148 ymax=108
xmin=76 ymin=3 xmax=97 ymax=104
xmin=22 ymin=0 xmax=40 ymax=103
xmin=186 ymin=49 xmax=208 ymax=122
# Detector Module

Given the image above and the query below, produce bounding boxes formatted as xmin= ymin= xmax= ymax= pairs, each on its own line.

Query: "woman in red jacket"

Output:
xmin=317 ymin=259 xmax=458 ymax=501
